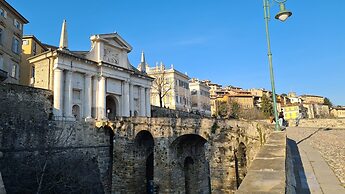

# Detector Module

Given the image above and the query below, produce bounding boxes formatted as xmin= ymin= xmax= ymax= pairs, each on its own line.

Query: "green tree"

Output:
xmin=261 ymin=95 xmax=273 ymax=118
xmin=217 ymin=101 xmax=228 ymax=118
xmin=324 ymin=97 xmax=333 ymax=108
xmin=228 ymin=101 xmax=241 ymax=119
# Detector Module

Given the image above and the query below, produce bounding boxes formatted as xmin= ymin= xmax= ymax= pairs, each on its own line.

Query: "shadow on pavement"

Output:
xmin=297 ymin=128 xmax=322 ymax=145
xmin=287 ymin=138 xmax=311 ymax=194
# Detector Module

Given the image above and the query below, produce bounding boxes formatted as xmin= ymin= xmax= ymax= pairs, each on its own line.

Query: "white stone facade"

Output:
xmin=189 ymin=79 xmax=211 ymax=116
xmin=146 ymin=63 xmax=192 ymax=112
xmin=29 ymin=23 xmax=152 ymax=121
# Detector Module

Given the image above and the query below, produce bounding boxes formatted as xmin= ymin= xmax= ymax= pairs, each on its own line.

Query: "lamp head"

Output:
xmin=275 ymin=2 xmax=292 ymax=22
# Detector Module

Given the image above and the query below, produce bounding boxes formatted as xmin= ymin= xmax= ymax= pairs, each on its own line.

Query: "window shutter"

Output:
xmin=14 ymin=19 xmax=16 ymax=26
xmin=19 ymin=23 xmax=22 ymax=30
xmin=4 ymin=11 xmax=7 ymax=18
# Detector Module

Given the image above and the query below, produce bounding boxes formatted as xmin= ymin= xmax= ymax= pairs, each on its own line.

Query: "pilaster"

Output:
xmin=53 ymin=68 xmax=64 ymax=119
xmin=84 ymin=74 xmax=92 ymax=121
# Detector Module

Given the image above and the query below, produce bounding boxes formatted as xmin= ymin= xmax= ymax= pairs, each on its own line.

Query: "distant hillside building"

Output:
xmin=300 ymin=95 xmax=325 ymax=104
xmin=0 ymin=0 xmax=28 ymax=83
xmin=28 ymin=20 xmax=153 ymax=121
xmin=204 ymin=80 xmax=222 ymax=116
xmin=331 ymin=107 xmax=345 ymax=118
xmin=189 ymin=78 xmax=211 ymax=116
xmin=146 ymin=61 xmax=191 ymax=112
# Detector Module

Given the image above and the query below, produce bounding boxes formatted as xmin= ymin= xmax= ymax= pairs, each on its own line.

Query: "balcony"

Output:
xmin=0 ymin=68 xmax=8 ymax=81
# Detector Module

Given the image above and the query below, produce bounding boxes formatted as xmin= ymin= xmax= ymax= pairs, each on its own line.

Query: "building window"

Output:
xmin=23 ymin=39 xmax=29 ymax=45
xmin=11 ymin=63 xmax=18 ymax=79
xmin=0 ymin=8 xmax=6 ymax=18
xmin=31 ymin=66 xmax=35 ymax=78
xmin=14 ymin=19 xmax=22 ymax=30
xmin=12 ymin=38 xmax=19 ymax=54
xmin=33 ymin=42 xmax=37 ymax=55
xmin=0 ymin=28 xmax=3 ymax=45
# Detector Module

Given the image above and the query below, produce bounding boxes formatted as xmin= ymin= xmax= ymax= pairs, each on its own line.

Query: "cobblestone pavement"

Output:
xmin=287 ymin=127 xmax=345 ymax=188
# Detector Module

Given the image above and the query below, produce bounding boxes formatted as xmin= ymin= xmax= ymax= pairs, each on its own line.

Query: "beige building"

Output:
xmin=302 ymin=103 xmax=329 ymax=119
xmin=331 ymin=107 xmax=345 ymax=118
xmin=28 ymin=20 xmax=153 ymax=121
xmin=21 ymin=35 xmax=47 ymax=86
xmin=146 ymin=61 xmax=191 ymax=112
xmin=189 ymin=78 xmax=211 ymax=116
xmin=248 ymin=88 xmax=272 ymax=108
xmin=300 ymin=95 xmax=324 ymax=104
xmin=0 ymin=0 xmax=28 ymax=83
xmin=203 ymin=80 xmax=222 ymax=116
xmin=223 ymin=94 xmax=254 ymax=109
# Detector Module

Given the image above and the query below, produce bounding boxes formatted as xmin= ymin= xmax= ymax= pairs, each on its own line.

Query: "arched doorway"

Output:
xmin=106 ymin=95 xmax=117 ymax=120
xmin=184 ymin=156 xmax=194 ymax=194
xmin=235 ymin=142 xmax=247 ymax=188
xmin=146 ymin=153 xmax=154 ymax=194
xmin=135 ymin=130 xmax=154 ymax=194
xmin=72 ymin=105 xmax=81 ymax=121
xmin=170 ymin=134 xmax=210 ymax=193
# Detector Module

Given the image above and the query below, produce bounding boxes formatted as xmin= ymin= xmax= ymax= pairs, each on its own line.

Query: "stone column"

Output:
xmin=122 ymin=81 xmax=130 ymax=117
xmin=84 ymin=74 xmax=92 ymax=121
xmin=64 ymin=70 xmax=73 ymax=119
xmin=140 ymin=87 xmax=146 ymax=116
xmin=98 ymin=76 xmax=106 ymax=120
xmin=145 ymin=88 xmax=151 ymax=117
xmin=53 ymin=68 xmax=64 ymax=119
xmin=129 ymin=83 xmax=134 ymax=117
xmin=92 ymin=76 xmax=98 ymax=118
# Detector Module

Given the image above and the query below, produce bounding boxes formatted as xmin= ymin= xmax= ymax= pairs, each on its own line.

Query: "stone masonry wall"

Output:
xmin=0 ymin=84 xmax=113 ymax=193
xmin=107 ymin=117 xmax=273 ymax=193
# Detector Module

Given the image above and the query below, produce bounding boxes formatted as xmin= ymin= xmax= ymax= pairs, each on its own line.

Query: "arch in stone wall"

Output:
xmin=170 ymin=134 xmax=210 ymax=193
xmin=234 ymin=142 xmax=247 ymax=188
xmin=134 ymin=130 xmax=155 ymax=193
xmin=106 ymin=95 xmax=119 ymax=120
xmin=72 ymin=104 xmax=81 ymax=121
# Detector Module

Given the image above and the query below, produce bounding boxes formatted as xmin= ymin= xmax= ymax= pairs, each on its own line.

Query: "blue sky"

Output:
xmin=9 ymin=0 xmax=345 ymax=105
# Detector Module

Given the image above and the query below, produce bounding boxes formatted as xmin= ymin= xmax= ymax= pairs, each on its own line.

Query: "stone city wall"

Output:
xmin=106 ymin=117 xmax=273 ymax=193
xmin=0 ymin=83 xmax=275 ymax=193
xmin=236 ymin=131 xmax=287 ymax=194
xmin=151 ymin=105 xmax=205 ymax=118
xmin=0 ymin=83 xmax=113 ymax=193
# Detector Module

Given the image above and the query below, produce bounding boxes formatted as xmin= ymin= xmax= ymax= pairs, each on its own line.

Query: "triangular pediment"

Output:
xmin=98 ymin=33 xmax=132 ymax=52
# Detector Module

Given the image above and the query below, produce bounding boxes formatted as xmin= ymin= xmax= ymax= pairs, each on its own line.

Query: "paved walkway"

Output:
xmin=287 ymin=127 xmax=345 ymax=194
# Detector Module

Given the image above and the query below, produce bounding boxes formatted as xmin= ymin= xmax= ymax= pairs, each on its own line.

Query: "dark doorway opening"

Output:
xmin=146 ymin=153 xmax=154 ymax=194
xmin=106 ymin=96 xmax=117 ymax=120
xmin=184 ymin=156 xmax=194 ymax=194
xmin=235 ymin=142 xmax=247 ymax=188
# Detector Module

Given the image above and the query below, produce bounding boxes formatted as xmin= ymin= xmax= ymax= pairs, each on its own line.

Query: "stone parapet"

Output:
xmin=236 ymin=131 xmax=287 ymax=194
xmin=297 ymin=119 xmax=345 ymax=128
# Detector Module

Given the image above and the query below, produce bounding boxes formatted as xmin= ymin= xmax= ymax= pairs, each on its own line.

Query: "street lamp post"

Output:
xmin=263 ymin=0 xmax=292 ymax=131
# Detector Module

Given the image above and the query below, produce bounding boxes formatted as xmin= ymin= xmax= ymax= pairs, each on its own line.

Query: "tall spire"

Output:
xmin=140 ymin=51 xmax=145 ymax=64
xmin=59 ymin=20 xmax=68 ymax=50
xmin=138 ymin=51 xmax=146 ymax=73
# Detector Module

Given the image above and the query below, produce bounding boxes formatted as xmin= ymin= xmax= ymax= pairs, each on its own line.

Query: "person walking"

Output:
xmin=278 ymin=109 xmax=285 ymax=127
xmin=295 ymin=110 xmax=302 ymax=126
